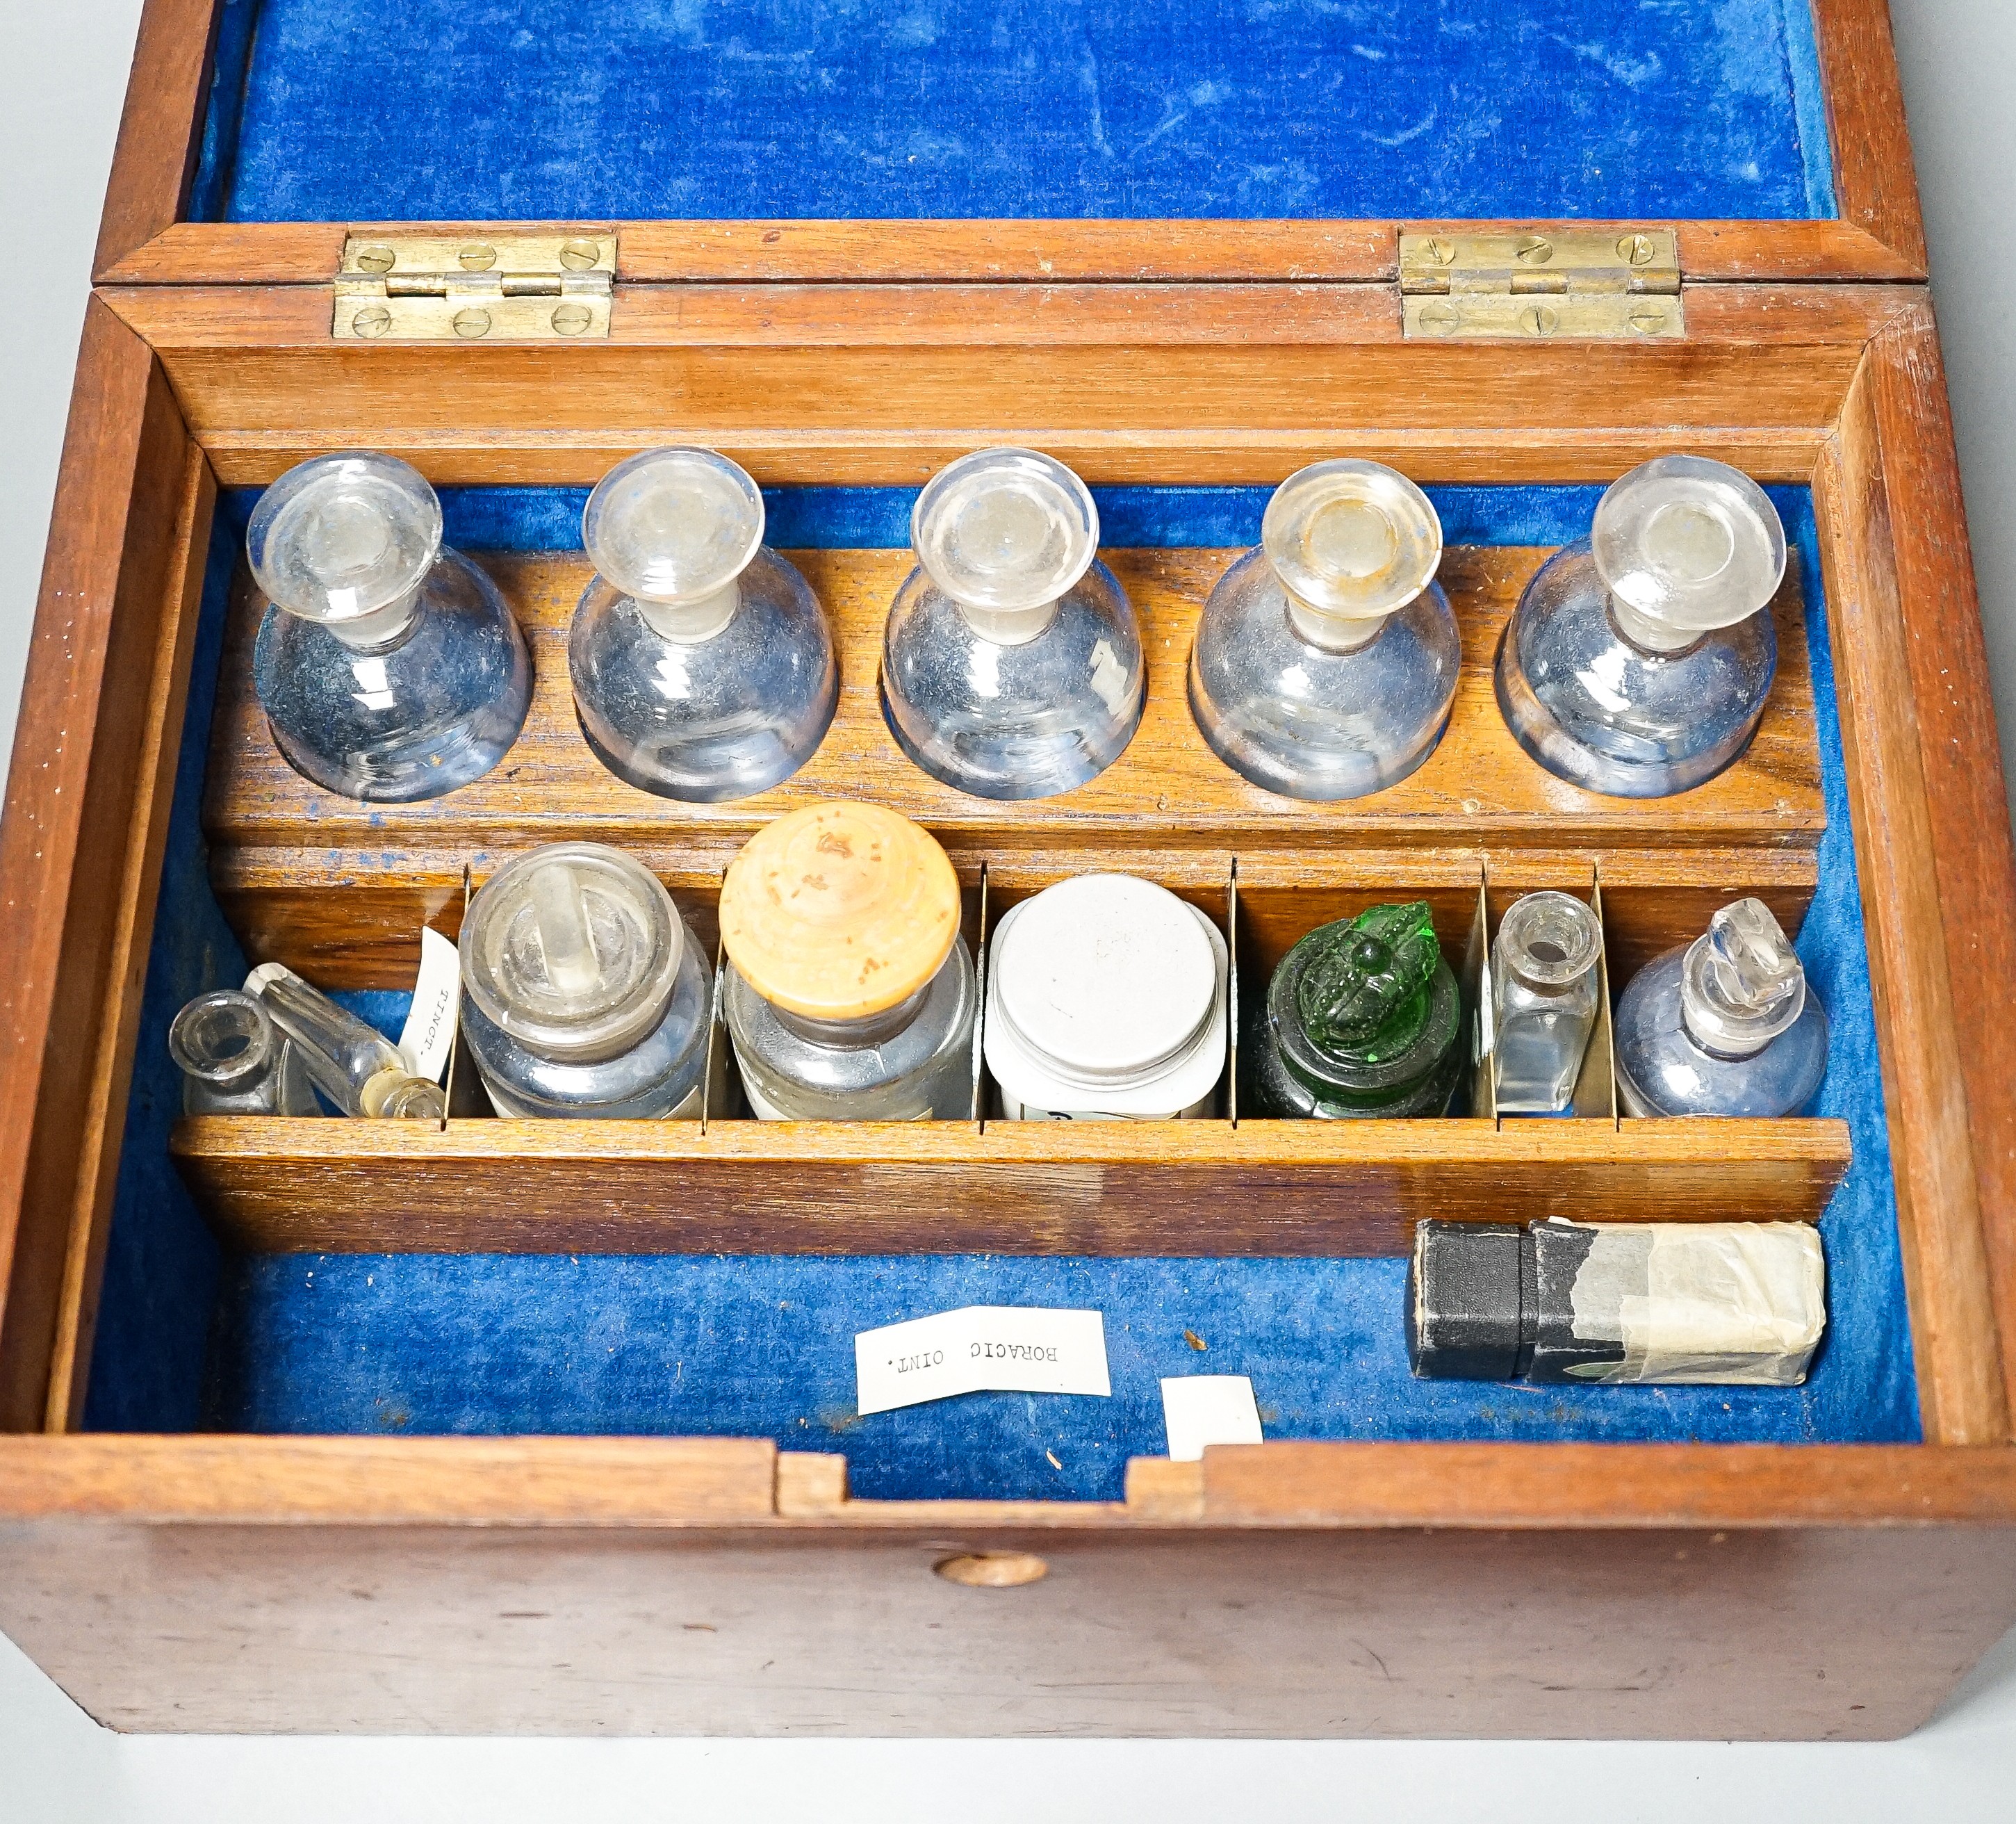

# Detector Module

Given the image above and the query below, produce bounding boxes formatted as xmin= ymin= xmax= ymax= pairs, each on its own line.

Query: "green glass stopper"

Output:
xmin=1295 ymin=901 xmax=1441 ymax=1063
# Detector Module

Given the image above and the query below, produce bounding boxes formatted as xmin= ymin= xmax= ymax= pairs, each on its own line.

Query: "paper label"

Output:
xmin=1160 ymin=1376 xmax=1263 ymax=1461
xmin=398 ymin=926 xmax=461 ymax=1084
xmin=855 ymin=1306 xmax=1111 ymax=1415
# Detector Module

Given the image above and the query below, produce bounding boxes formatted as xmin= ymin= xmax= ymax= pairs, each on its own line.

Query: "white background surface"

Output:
xmin=3 ymin=2 xmax=2014 ymax=1815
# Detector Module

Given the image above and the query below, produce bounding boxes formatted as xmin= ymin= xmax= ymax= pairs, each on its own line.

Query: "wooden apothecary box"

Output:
xmin=2 ymin=0 xmax=2013 ymax=1739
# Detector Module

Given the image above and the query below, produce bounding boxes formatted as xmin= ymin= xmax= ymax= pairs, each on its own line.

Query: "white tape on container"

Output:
xmin=1566 ymin=1221 xmax=1826 ymax=1385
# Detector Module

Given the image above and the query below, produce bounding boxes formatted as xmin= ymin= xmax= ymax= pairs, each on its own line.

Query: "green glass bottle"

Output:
xmin=1244 ymin=901 xmax=1464 ymax=1118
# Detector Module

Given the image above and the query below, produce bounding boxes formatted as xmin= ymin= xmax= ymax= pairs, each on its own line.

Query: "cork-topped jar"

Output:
xmin=719 ymin=801 xmax=976 ymax=1118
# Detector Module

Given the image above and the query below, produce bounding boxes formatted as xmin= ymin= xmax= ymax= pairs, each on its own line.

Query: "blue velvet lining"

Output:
xmin=85 ymin=485 xmax=1918 ymax=1496
xmin=190 ymin=0 xmax=1837 ymax=226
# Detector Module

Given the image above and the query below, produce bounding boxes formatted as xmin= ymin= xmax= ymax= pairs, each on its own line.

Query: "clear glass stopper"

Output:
xmin=247 ymin=453 xmax=443 ymax=648
xmin=1682 ymin=898 xmax=1807 ymax=1057
xmin=582 ymin=448 xmax=765 ymax=642
xmin=1593 ymin=455 xmax=1785 ymax=651
xmin=245 ymin=961 xmax=445 ymax=1121
xmin=912 ymin=448 xmax=1099 ymax=644
xmin=461 ymin=844 xmax=683 ymax=1065
xmin=1262 ymin=459 xmax=1442 ymax=649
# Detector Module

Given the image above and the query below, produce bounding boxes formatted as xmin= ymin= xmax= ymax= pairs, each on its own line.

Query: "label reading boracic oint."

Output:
xmin=854 ymin=1307 xmax=1112 ymax=1415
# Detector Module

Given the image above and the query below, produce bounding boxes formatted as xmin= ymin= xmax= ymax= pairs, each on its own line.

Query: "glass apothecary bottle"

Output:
xmin=985 ymin=874 xmax=1228 ymax=1120
xmin=1188 ymin=459 xmax=1460 ymax=799
xmin=245 ymin=963 xmax=446 ymax=1119
xmin=719 ymin=801 xmax=976 ymax=1119
xmin=1614 ymin=898 xmax=1828 ymax=1118
xmin=570 ymin=448 xmax=838 ymax=802
xmin=459 ymin=842 xmax=714 ymax=1118
xmin=168 ymin=988 xmax=322 ymax=1116
xmin=881 ymin=448 xmax=1145 ymax=799
xmin=247 ymin=452 xmax=532 ymax=801
xmin=1244 ymin=902 xmax=1464 ymax=1118
xmin=1495 ymin=455 xmax=1786 ymax=797
xmin=1491 ymin=891 xmax=1604 ymax=1114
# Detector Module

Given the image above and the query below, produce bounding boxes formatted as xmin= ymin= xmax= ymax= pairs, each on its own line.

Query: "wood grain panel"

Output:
xmin=101 ymin=282 xmax=1908 ymax=486
xmin=202 ymin=546 xmax=1824 ymax=977
xmin=0 ymin=303 xmax=198 ymax=1433
xmin=90 ymin=0 xmax=221 ymax=276
xmin=99 ymin=218 xmax=1928 ymax=290
xmin=1813 ymin=343 xmax=2010 ymax=1447
xmin=1811 ymin=0 xmax=1928 ymax=273
xmin=167 ymin=1115 xmax=1851 ymax=1256
xmin=0 ymin=1439 xmax=2013 ymax=1736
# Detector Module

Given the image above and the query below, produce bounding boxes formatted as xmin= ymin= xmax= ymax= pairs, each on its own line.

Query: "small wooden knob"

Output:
xmin=721 ymin=801 xmax=960 ymax=1020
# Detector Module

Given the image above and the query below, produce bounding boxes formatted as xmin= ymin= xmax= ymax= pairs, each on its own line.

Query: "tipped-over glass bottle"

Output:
xmin=168 ymin=988 xmax=322 ymax=1116
xmin=458 ymin=842 xmax=714 ymax=1118
xmin=1491 ymin=891 xmax=1605 ymax=1114
xmin=1244 ymin=902 xmax=1464 ymax=1118
xmin=245 ymin=962 xmax=446 ymax=1119
xmin=882 ymin=448 xmax=1145 ymax=799
xmin=1614 ymin=899 xmax=1828 ymax=1117
xmin=1189 ymin=460 xmax=1460 ymax=799
xmin=719 ymin=801 xmax=976 ymax=1118
xmin=1495 ymin=455 xmax=1786 ymax=797
xmin=570 ymin=448 xmax=838 ymax=802
xmin=248 ymin=452 xmax=532 ymax=801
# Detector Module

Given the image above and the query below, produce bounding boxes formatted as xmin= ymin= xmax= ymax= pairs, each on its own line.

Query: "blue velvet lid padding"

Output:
xmin=85 ymin=486 xmax=1919 ymax=1497
xmin=190 ymin=0 xmax=1837 ymax=227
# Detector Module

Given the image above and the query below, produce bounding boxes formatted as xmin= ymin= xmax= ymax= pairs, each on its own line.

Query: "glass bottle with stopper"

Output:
xmin=1244 ymin=902 xmax=1465 ymax=1118
xmin=1614 ymin=898 xmax=1828 ymax=1117
xmin=458 ymin=842 xmax=714 ymax=1118
xmin=247 ymin=452 xmax=531 ymax=801
xmin=1490 ymin=891 xmax=1605 ymax=1114
xmin=719 ymin=801 xmax=976 ymax=1119
xmin=881 ymin=448 xmax=1145 ymax=799
xmin=570 ymin=447 xmax=837 ymax=802
xmin=169 ymin=988 xmax=322 ymax=1116
xmin=1189 ymin=459 xmax=1460 ymax=799
xmin=1495 ymin=455 xmax=1786 ymax=797
xmin=245 ymin=963 xmax=446 ymax=1119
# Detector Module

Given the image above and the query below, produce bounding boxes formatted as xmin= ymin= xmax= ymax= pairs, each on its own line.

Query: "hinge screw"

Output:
xmin=1520 ymin=304 xmax=1561 ymax=336
xmin=1515 ymin=236 xmax=1553 ymax=265
xmin=452 ymin=308 xmax=493 ymax=339
xmin=458 ymin=243 xmax=498 ymax=271
xmin=353 ymin=245 xmax=395 ymax=275
xmin=559 ymin=238 xmax=603 ymax=271
xmin=551 ymin=302 xmax=594 ymax=336
xmin=1421 ymin=236 xmax=1457 ymax=266
xmin=1416 ymin=300 xmax=1461 ymax=336
xmin=350 ymin=304 xmax=392 ymax=338
xmin=1627 ymin=301 xmax=1671 ymax=334
xmin=1617 ymin=233 xmax=1657 ymax=266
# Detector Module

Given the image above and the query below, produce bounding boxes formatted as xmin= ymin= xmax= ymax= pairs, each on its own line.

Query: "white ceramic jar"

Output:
xmin=984 ymin=874 xmax=1228 ymax=1121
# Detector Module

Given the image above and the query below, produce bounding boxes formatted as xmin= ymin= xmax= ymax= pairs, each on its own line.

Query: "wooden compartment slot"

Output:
xmin=202 ymin=543 xmax=1825 ymax=985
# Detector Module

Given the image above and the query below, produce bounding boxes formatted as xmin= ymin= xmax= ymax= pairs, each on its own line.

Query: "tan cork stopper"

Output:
xmin=719 ymin=801 xmax=961 ymax=1020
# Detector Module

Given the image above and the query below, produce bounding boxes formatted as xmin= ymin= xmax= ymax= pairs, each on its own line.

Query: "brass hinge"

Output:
xmin=1399 ymin=229 xmax=1682 ymax=341
xmin=332 ymin=232 xmax=616 ymax=341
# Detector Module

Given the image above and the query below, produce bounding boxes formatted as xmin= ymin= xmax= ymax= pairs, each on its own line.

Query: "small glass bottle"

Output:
xmin=1614 ymin=899 xmax=1829 ymax=1118
xmin=719 ymin=801 xmax=976 ymax=1119
xmin=245 ymin=962 xmax=448 ymax=1119
xmin=1495 ymin=455 xmax=1786 ymax=797
xmin=248 ymin=452 xmax=532 ymax=801
xmin=1243 ymin=902 xmax=1464 ymax=1118
xmin=457 ymin=842 xmax=714 ymax=1118
xmin=985 ymin=874 xmax=1228 ymax=1120
xmin=881 ymin=448 xmax=1145 ymax=800
xmin=570 ymin=448 xmax=838 ymax=802
xmin=1491 ymin=891 xmax=1605 ymax=1114
xmin=168 ymin=988 xmax=322 ymax=1116
xmin=1188 ymin=459 xmax=1460 ymax=799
